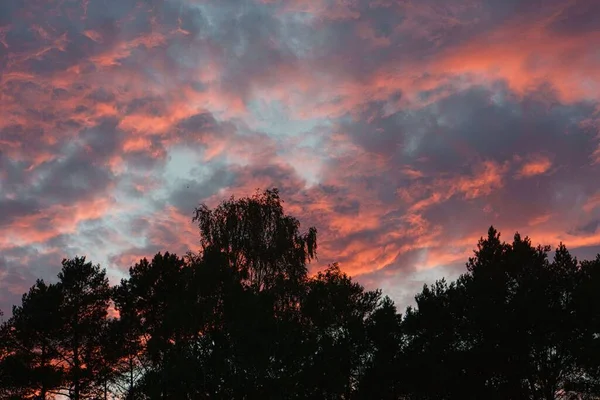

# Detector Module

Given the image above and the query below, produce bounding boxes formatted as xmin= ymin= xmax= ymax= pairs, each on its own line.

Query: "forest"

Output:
xmin=1 ymin=189 xmax=599 ymax=399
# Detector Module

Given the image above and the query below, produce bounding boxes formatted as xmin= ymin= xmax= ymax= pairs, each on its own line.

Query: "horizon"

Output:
xmin=2 ymin=0 xmax=600 ymax=315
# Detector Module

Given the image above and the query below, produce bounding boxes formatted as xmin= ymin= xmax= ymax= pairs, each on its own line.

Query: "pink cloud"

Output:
xmin=0 ymin=197 xmax=118 ymax=249
xmin=2 ymin=0 xmax=600 ymax=316
xmin=430 ymin=17 xmax=600 ymax=104
xmin=516 ymin=155 xmax=553 ymax=178
xmin=584 ymin=193 xmax=600 ymax=213
xmin=405 ymin=160 xmax=509 ymax=213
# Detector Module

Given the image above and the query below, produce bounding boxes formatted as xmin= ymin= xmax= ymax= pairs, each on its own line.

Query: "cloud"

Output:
xmin=516 ymin=155 xmax=553 ymax=178
xmin=1 ymin=0 xmax=600 ymax=315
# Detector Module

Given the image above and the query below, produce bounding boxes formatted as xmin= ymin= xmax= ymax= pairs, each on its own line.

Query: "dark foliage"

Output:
xmin=1 ymin=190 xmax=600 ymax=399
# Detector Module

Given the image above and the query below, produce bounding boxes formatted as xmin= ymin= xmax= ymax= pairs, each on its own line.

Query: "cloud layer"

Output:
xmin=1 ymin=0 xmax=600 ymax=312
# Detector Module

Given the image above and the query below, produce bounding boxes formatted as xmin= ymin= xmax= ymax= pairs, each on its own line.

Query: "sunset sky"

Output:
xmin=1 ymin=0 xmax=600 ymax=313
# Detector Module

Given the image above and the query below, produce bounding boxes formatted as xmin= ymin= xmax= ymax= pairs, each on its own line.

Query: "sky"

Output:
xmin=1 ymin=0 xmax=600 ymax=314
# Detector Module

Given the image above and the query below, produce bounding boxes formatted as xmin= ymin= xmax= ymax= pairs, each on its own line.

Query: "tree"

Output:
xmin=355 ymin=296 xmax=404 ymax=400
xmin=114 ymin=252 xmax=190 ymax=398
xmin=55 ymin=257 xmax=112 ymax=399
xmin=1 ymin=280 xmax=64 ymax=399
xmin=568 ymin=255 xmax=600 ymax=397
xmin=401 ymin=278 xmax=477 ymax=400
xmin=300 ymin=264 xmax=381 ymax=399
xmin=192 ymin=188 xmax=317 ymax=295
xmin=400 ymin=227 xmax=596 ymax=400
xmin=109 ymin=280 xmax=148 ymax=398
xmin=1 ymin=258 xmax=115 ymax=399
xmin=5 ymin=191 xmax=600 ymax=400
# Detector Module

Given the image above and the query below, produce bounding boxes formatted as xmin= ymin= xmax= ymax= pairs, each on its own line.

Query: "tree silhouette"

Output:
xmin=300 ymin=263 xmax=382 ymax=399
xmin=2 ymin=190 xmax=600 ymax=399
xmin=55 ymin=257 xmax=112 ymax=399
xmin=568 ymin=255 xmax=600 ymax=397
xmin=114 ymin=252 xmax=191 ymax=398
xmin=355 ymin=295 xmax=404 ymax=399
xmin=109 ymin=278 xmax=147 ymax=398
xmin=1 ymin=279 xmax=64 ymax=399
xmin=400 ymin=227 xmax=600 ymax=400
xmin=192 ymin=188 xmax=317 ymax=295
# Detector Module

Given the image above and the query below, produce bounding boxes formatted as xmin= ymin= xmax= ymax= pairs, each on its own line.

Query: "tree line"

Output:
xmin=1 ymin=188 xmax=600 ymax=399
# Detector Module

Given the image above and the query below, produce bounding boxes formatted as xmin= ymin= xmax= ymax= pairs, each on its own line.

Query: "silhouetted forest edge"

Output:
xmin=1 ymin=188 xmax=600 ymax=399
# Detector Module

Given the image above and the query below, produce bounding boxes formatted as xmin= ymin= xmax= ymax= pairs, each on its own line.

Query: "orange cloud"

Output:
xmin=254 ymin=2 xmax=600 ymax=124
xmin=431 ymin=14 xmax=600 ymax=104
xmin=516 ymin=155 xmax=553 ymax=178
xmin=584 ymin=192 xmax=600 ymax=213
xmin=90 ymin=32 xmax=166 ymax=67
xmin=407 ymin=160 xmax=508 ymax=213
xmin=0 ymin=197 xmax=118 ymax=249
xmin=2 ymin=0 xmax=600 ymax=316
xmin=592 ymin=146 xmax=600 ymax=165
xmin=529 ymin=213 xmax=553 ymax=227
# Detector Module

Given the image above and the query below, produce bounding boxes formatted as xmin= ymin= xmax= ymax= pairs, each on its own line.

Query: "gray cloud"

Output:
xmin=1 ymin=0 xmax=600 ymax=316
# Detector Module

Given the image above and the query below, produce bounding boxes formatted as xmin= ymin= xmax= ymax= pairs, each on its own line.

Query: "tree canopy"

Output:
xmin=1 ymin=190 xmax=600 ymax=399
